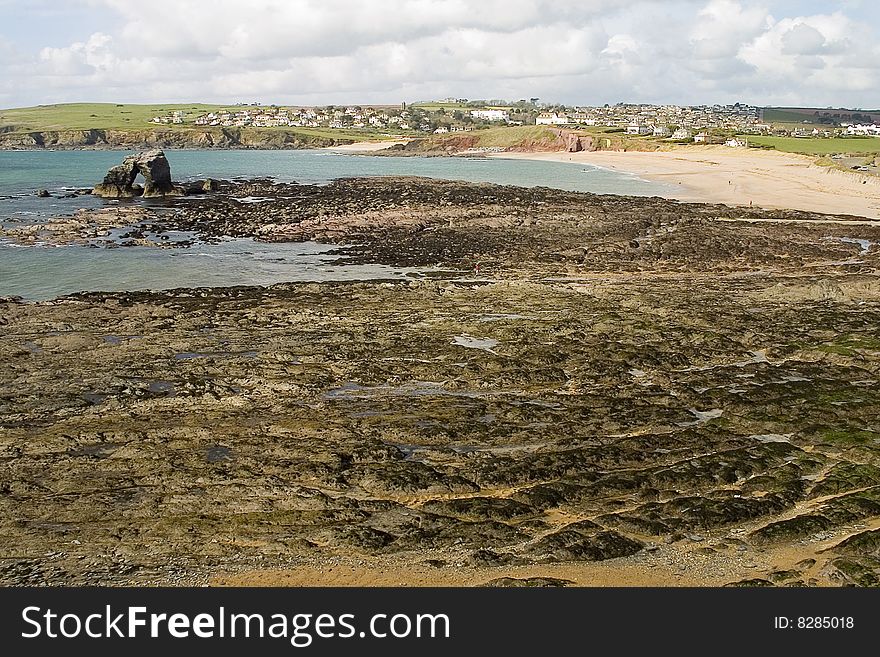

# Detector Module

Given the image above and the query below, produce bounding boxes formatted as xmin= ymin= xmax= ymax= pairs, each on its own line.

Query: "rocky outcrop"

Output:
xmin=93 ymin=149 xmax=180 ymax=199
xmin=2 ymin=177 xmax=880 ymax=586
xmin=0 ymin=127 xmax=355 ymax=150
xmin=555 ymin=129 xmax=592 ymax=152
xmin=380 ymin=128 xmax=599 ymax=156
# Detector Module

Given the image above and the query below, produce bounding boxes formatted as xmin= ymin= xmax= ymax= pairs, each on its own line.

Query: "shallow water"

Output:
xmin=0 ymin=149 xmax=675 ymax=300
xmin=0 ymin=238 xmax=412 ymax=301
xmin=453 ymin=335 xmax=500 ymax=353
xmin=0 ymin=148 xmax=674 ymax=219
xmin=835 ymin=236 xmax=874 ymax=253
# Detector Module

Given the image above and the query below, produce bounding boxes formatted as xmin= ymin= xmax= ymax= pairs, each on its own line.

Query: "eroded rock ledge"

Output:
xmin=2 ymin=177 xmax=880 ymax=586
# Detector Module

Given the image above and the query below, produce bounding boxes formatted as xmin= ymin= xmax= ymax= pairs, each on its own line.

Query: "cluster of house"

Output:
xmin=470 ymin=109 xmax=510 ymax=122
xmin=780 ymin=124 xmax=879 ymax=139
xmin=433 ymin=108 xmax=519 ymax=132
xmin=622 ymin=126 xmax=746 ymax=146
xmin=148 ymin=101 xmax=879 ymax=140
xmin=149 ymin=103 xmax=527 ymax=133
xmin=150 ymin=110 xmax=186 ymax=125
xmin=430 ymin=125 xmax=477 ymax=134
xmin=535 ymin=103 xmax=763 ymax=142
xmin=150 ymin=105 xmax=426 ymax=130
xmin=185 ymin=106 xmax=416 ymax=130
xmin=845 ymin=124 xmax=880 ymax=136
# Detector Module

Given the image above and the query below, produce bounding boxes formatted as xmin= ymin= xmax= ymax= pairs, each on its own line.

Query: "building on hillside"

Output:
xmin=626 ymin=122 xmax=652 ymax=135
xmin=433 ymin=127 xmax=449 ymax=134
xmin=694 ymin=132 xmax=709 ymax=143
xmin=536 ymin=112 xmax=570 ymax=125
xmin=567 ymin=112 xmax=594 ymax=124
xmin=671 ymin=128 xmax=692 ymax=140
xmin=652 ymin=125 xmax=670 ymax=137
xmin=470 ymin=109 xmax=509 ymax=122
xmin=724 ymin=138 xmax=746 ymax=147
xmin=151 ymin=110 xmax=186 ymax=125
xmin=846 ymin=123 xmax=880 ymax=136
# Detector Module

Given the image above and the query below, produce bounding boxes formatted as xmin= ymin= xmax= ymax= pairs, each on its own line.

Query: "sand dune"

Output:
xmin=494 ymin=146 xmax=880 ymax=219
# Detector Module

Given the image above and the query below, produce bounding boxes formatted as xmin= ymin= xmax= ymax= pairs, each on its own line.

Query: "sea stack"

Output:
xmin=93 ymin=149 xmax=182 ymax=199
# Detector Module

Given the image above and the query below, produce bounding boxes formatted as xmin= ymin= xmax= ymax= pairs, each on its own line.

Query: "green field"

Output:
xmin=0 ymin=102 xmax=393 ymax=141
xmin=410 ymin=101 xmax=471 ymax=111
xmin=464 ymin=125 xmax=557 ymax=147
xmin=763 ymin=107 xmax=880 ymax=125
xmin=761 ymin=108 xmax=820 ymax=124
xmin=744 ymin=135 xmax=880 ymax=155
xmin=0 ymin=103 xmax=236 ymax=132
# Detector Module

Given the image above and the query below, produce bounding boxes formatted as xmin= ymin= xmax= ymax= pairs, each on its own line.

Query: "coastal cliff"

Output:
xmin=0 ymin=126 xmax=356 ymax=150
xmin=380 ymin=127 xmax=664 ymax=156
xmin=0 ymin=123 xmax=663 ymax=153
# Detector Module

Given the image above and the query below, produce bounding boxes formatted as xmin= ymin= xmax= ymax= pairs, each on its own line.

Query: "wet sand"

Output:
xmin=494 ymin=147 xmax=880 ymax=219
xmin=327 ymin=140 xmax=410 ymax=152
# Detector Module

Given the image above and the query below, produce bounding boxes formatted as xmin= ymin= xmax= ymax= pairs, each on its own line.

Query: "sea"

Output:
xmin=0 ymin=149 xmax=674 ymax=300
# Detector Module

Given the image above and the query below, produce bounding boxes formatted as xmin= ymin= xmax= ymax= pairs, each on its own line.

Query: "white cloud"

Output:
xmin=108 ymin=0 xmax=621 ymax=59
xmin=739 ymin=12 xmax=880 ymax=97
xmin=781 ymin=23 xmax=827 ymax=55
xmin=690 ymin=0 xmax=769 ymax=60
xmin=0 ymin=0 xmax=878 ymax=108
xmin=39 ymin=33 xmax=113 ymax=76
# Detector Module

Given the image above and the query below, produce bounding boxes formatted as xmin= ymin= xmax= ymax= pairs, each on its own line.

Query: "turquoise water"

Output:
xmin=0 ymin=148 xmax=670 ymax=217
xmin=0 ymin=149 xmax=671 ymax=300
xmin=0 ymin=148 xmax=668 ymax=193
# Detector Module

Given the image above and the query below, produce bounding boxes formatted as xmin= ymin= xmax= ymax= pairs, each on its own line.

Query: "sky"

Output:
xmin=0 ymin=0 xmax=877 ymax=109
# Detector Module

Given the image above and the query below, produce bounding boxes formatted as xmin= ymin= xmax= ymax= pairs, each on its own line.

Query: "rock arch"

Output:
xmin=93 ymin=149 xmax=181 ymax=198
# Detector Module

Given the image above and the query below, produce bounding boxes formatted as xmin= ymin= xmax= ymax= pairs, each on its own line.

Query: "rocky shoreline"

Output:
xmin=0 ymin=127 xmax=359 ymax=151
xmin=2 ymin=177 xmax=880 ymax=586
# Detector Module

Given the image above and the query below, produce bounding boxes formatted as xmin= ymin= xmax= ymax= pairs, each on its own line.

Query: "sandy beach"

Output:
xmin=494 ymin=147 xmax=880 ymax=219
xmin=328 ymin=139 xmax=409 ymax=152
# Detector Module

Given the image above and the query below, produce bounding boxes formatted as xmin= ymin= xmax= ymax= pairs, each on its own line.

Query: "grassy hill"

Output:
xmin=392 ymin=124 xmax=665 ymax=154
xmin=462 ymin=125 xmax=558 ymax=147
xmin=410 ymin=101 xmax=471 ymax=111
xmin=0 ymin=102 xmax=393 ymax=147
xmin=763 ymin=106 xmax=880 ymax=125
xmin=0 ymin=103 xmax=229 ymax=132
xmin=745 ymin=135 xmax=880 ymax=155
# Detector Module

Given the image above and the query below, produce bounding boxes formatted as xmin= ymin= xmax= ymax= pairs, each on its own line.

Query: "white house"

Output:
xmin=671 ymin=128 xmax=692 ymax=140
xmin=694 ymin=132 xmax=709 ymax=143
xmin=470 ymin=109 xmax=509 ymax=122
xmin=535 ymin=112 xmax=570 ymax=125
xmin=433 ymin=127 xmax=449 ymax=134
xmin=626 ymin=123 xmax=651 ymax=135
xmin=724 ymin=138 xmax=746 ymax=147
xmin=567 ymin=112 xmax=593 ymax=124
xmin=652 ymin=125 xmax=670 ymax=137
xmin=846 ymin=123 xmax=880 ymax=136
